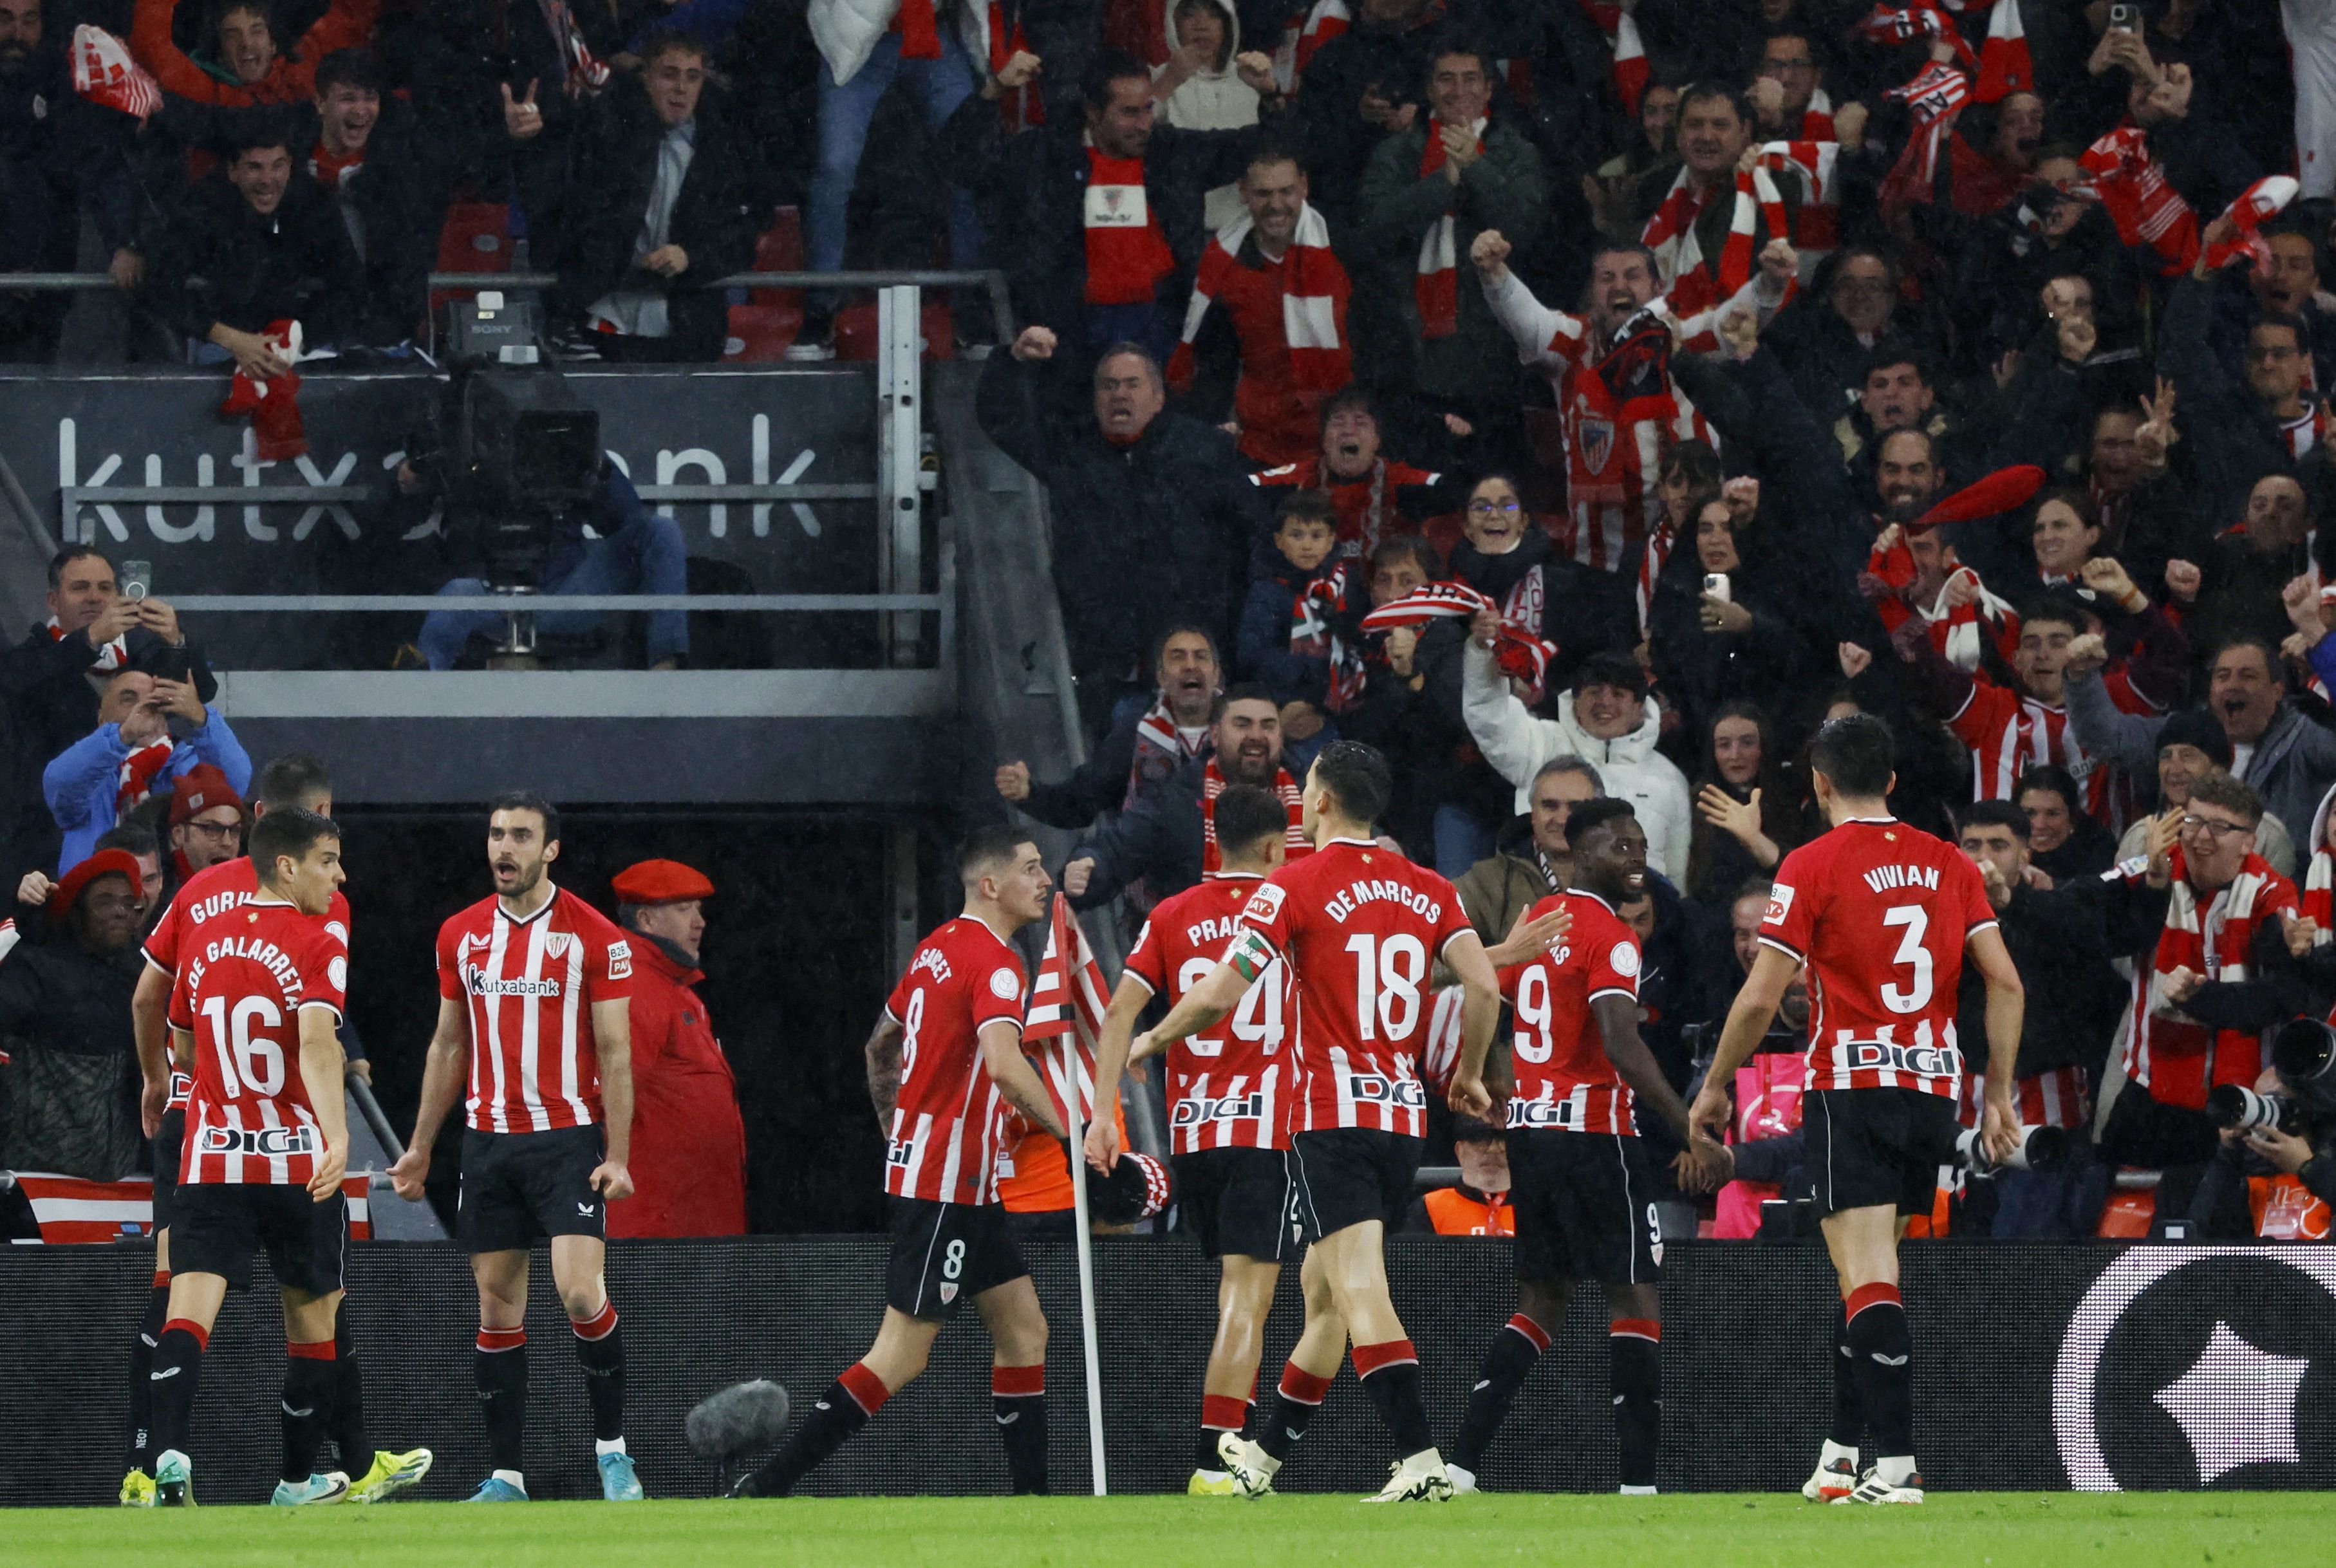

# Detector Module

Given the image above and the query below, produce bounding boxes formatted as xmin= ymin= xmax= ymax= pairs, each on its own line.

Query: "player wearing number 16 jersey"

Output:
xmin=1137 ymin=743 xmax=1506 ymax=1504
xmin=1692 ymin=716 xmax=2024 ymax=1507
xmin=1083 ymin=785 xmax=1300 ymax=1495
xmin=733 ymin=828 xmax=1072 ymax=1500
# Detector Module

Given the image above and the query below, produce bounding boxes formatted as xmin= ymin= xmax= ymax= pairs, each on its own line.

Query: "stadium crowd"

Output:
xmin=11 ymin=0 xmax=2336 ymax=1255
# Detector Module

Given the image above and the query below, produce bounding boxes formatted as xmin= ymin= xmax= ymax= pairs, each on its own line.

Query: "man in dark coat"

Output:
xmin=149 ymin=118 xmax=366 ymax=368
xmin=302 ymin=48 xmax=440 ymax=347
xmin=532 ymin=30 xmax=762 ymax=362
xmin=978 ymin=324 xmax=1269 ymax=734
xmin=0 ymin=849 xmax=145 ymax=1182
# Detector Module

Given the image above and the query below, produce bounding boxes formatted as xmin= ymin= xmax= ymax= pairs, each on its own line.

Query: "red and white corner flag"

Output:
xmin=1023 ymin=893 xmax=1111 ymax=1140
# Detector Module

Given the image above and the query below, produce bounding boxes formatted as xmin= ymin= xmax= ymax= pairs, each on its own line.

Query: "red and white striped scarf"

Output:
xmin=2080 ymin=124 xmax=2198 ymax=277
xmin=987 ymin=1 xmax=1043 ymax=127
xmin=1168 ymin=202 xmax=1350 ymax=391
xmin=1641 ymin=162 xmax=1785 ymax=315
xmin=1760 ymin=138 xmax=1839 ymax=253
xmin=70 ymin=24 xmax=159 ymax=122
xmin=1857 ymin=0 xmax=1975 ymax=66
xmin=2124 ymin=847 xmax=2294 ymax=1106
xmin=48 ymin=614 xmax=124 ymax=673
xmin=2203 ymin=175 xmax=2302 ymax=270
xmin=1293 ymin=0 xmax=1349 ymax=77
xmin=1128 ymin=698 xmax=1211 ymax=808
xmin=117 ymin=737 xmax=173 ymax=816
xmin=2305 ymin=784 xmax=2335 ymax=941
xmin=537 ymin=0 xmax=610 ymax=95
xmin=1878 ymin=62 xmax=1970 ymax=220
xmin=1202 ymin=758 xmax=1308 ymax=873
xmin=1361 ymin=581 xmax=1560 ymax=695
xmin=1415 ymin=117 xmax=1484 ymax=339
xmin=1576 ymin=0 xmax=1649 ymax=115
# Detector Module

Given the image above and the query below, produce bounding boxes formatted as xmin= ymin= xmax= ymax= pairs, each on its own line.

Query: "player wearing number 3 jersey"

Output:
xmin=1692 ymin=716 xmax=2024 ymax=1508
xmin=1135 ymin=743 xmax=1508 ymax=1505
xmin=1083 ymin=785 xmax=1301 ymax=1495
xmin=734 ymin=828 xmax=1070 ymax=1500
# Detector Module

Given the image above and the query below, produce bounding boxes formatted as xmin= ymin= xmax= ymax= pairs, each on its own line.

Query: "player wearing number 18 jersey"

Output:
xmin=1692 ymin=716 xmax=2023 ymax=1508
xmin=1138 ymin=744 xmax=1504 ymax=1504
xmin=734 ymin=828 xmax=1071 ymax=1500
xmin=1083 ymin=785 xmax=1300 ymax=1495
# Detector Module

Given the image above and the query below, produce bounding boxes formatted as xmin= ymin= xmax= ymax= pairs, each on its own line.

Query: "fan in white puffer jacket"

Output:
xmin=1152 ymin=0 xmax=1258 ymax=230
xmin=810 ymin=0 xmax=991 ymax=86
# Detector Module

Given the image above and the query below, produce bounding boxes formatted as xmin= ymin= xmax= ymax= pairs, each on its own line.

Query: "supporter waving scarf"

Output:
xmin=1201 ymin=758 xmax=1307 ymax=873
xmin=1878 ymin=62 xmax=1970 ymax=220
xmin=1574 ymin=0 xmax=1648 ymax=116
xmin=1415 ymin=117 xmax=1485 ymax=339
xmin=70 ymin=25 xmax=158 ymax=121
xmin=1127 ymin=700 xmax=1210 ymax=808
xmin=1362 ymin=582 xmax=1558 ymax=693
xmin=1641 ymin=162 xmax=1785 ymax=314
xmin=2080 ymin=125 xmax=2198 ymax=276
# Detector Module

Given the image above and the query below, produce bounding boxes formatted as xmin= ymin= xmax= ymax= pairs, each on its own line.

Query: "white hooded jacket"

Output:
xmin=1460 ymin=640 xmax=1694 ymax=882
xmin=810 ymin=0 xmax=991 ymax=88
xmin=1154 ymin=0 xmax=1256 ymax=229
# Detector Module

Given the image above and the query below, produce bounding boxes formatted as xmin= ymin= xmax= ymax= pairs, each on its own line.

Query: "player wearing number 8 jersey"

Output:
xmin=1137 ymin=743 xmax=1508 ymax=1504
xmin=1083 ymin=785 xmax=1300 ymax=1495
xmin=1691 ymin=716 xmax=2024 ymax=1507
xmin=734 ymin=828 xmax=1070 ymax=1500
xmin=1445 ymin=799 xmax=1725 ymax=1498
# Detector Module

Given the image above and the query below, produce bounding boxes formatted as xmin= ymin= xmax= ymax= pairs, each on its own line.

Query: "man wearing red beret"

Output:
xmin=607 ymin=860 xmax=746 ymax=1238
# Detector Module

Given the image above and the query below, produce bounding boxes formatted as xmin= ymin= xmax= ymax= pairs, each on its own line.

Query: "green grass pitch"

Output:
xmin=10 ymin=1493 xmax=2325 ymax=1567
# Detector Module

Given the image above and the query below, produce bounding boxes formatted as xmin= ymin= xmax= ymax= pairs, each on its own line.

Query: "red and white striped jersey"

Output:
xmin=1503 ymin=891 xmax=1641 ymax=1135
xmin=169 ymin=898 xmax=345 ymax=1186
xmin=1123 ymin=873 xmax=1294 ymax=1153
xmin=145 ymin=855 xmax=351 ymax=1114
xmin=1481 ymin=268 xmax=1740 ymax=572
xmin=436 ymin=886 xmax=633 ymax=1135
xmin=1948 ymin=678 xmax=2094 ymax=805
xmin=882 ymin=915 xmax=1026 ymax=1205
xmin=1961 ymin=1066 xmax=2091 ymax=1131
xmin=1230 ymin=838 xmax=1475 ymax=1137
xmin=1761 ymin=819 xmax=1997 ymax=1099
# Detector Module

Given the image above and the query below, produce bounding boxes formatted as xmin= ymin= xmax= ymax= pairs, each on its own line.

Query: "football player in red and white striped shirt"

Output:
xmin=144 ymin=809 xmax=358 ymax=1507
xmin=1446 ymin=799 xmax=1723 ymax=1498
xmin=388 ymin=794 xmax=643 ymax=1504
xmin=1692 ymin=716 xmax=2023 ymax=1507
xmin=1137 ymin=742 xmax=1506 ymax=1504
xmin=734 ymin=827 xmax=1069 ymax=1500
xmin=1082 ymin=784 xmax=1299 ymax=1493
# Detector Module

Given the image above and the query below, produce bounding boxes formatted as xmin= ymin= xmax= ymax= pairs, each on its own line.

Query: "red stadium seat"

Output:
xmin=431 ymin=203 xmax=513 ymax=317
xmin=2095 ymin=1186 xmax=2156 ymax=1238
xmin=834 ymin=300 xmax=957 ymax=363
xmin=723 ymin=302 xmax=805 ymax=362
xmin=750 ymin=207 xmax=803 ymax=307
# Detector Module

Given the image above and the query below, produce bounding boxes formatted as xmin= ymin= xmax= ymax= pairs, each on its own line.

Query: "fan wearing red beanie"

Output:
xmin=606 ymin=860 xmax=746 ymax=1238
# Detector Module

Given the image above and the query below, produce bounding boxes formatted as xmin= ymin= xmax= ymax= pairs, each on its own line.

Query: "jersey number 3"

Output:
xmin=1879 ymin=904 xmax=1933 ymax=1015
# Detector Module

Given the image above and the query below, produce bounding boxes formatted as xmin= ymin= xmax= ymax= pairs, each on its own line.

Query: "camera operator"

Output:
xmin=2183 ymin=1027 xmax=2336 ymax=1241
xmin=403 ymin=455 xmax=690 ymax=671
xmin=1953 ymin=802 xmax=2128 ymax=1238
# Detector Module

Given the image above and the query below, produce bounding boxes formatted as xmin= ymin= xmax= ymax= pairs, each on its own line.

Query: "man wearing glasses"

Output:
xmin=2086 ymin=772 xmax=2306 ymax=1235
xmin=166 ymin=767 xmax=247 ymax=888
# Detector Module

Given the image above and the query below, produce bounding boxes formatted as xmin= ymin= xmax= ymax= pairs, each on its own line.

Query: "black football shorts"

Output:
xmin=1287 ymin=1129 xmax=1421 ymax=1243
xmin=1173 ymin=1146 xmax=1296 ymax=1262
xmin=1508 ymin=1128 xmax=1661 ymax=1285
xmin=459 ymin=1125 xmax=609 ymax=1253
xmin=169 ymin=1182 xmax=347 ymax=1295
xmin=1804 ymin=1087 xmax=1961 ymax=1218
xmin=150 ymin=1106 xmax=185 ymax=1235
xmin=886 ymin=1198 xmax=1029 ymax=1320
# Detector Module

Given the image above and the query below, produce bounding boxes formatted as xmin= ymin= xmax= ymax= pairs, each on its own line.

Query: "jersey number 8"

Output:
xmin=198 ymin=994 xmax=287 ymax=1098
xmin=1344 ymin=933 xmax=1427 ymax=1041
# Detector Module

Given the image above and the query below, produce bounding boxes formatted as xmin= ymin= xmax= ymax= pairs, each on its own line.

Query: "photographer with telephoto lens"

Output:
xmin=2181 ymin=1016 xmax=2336 ymax=1240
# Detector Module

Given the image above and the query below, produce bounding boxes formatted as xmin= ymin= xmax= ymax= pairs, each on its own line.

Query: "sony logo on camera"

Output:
xmin=197 ymin=1125 xmax=317 ymax=1157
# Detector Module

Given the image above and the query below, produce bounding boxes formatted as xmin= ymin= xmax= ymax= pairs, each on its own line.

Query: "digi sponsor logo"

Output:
xmin=199 ymin=1125 xmax=317 ymax=1157
xmin=1838 ymin=1040 xmax=1960 ymax=1079
xmin=1347 ymin=1075 xmax=1426 ymax=1108
xmin=1172 ymin=1093 xmax=1265 ymax=1125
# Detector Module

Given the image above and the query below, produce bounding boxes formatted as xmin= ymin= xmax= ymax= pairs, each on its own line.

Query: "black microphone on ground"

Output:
xmin=687 ymin=1379 xmax=792 ymax=1493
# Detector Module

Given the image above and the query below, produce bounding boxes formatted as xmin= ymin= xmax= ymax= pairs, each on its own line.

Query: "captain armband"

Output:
xmin=1226 ymin=929 xmax=1275 ymax=984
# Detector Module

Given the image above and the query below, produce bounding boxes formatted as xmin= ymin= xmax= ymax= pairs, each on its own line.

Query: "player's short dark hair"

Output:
xmin=957 ymin=823 xmax=1033 ymax=883
xmin=1083 ymin=47 xmax=1154 ymax=112
xmin=1958 ymin=799 xmax=2030 ymax=840
xmin=2189 ymin=770 xmax=2265 ymax=828
xmin=1678 ymin=80 xmax=1750 ymax=124
xmin=1310 ymin=740 xmax=1390 ymax=826
xmin=48 ymin=545 xmax=110 ymax=588
xmin=223 ymin=111 xmax=296 ymax=163
xmin=250 ymin=807 xmax=339 ymax=885
xmin=2014 ymin=763 xmax=2082 ymax=816
xmin=1808 ymin=713 xmax=1894 ymax=798
xmin=487 ymin=790 xmax=560 ymax=845
xmin=1220 ymin=681 xmax=1280 ymax=713
xmin=1370 ymin=534 xmax=1441 ymax=579
xmin=95 ymin=822 xmax=161 ymax=861
xmin=1564 ymin=797 xmax=1638 ymax=848
xmin=1213 ymin=784 xmax=1289 ymax=861
xmin=256 ymin=753 xmax=332 ymax=812
xmin=1275 ymin=490 xmax=1338 ymax=530
xmin=313 ymin=46 xmax=384 ymax=96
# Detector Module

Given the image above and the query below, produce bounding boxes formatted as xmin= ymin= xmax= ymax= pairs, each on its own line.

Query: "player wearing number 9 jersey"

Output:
xmin=1136 ymin=744 xmax=1506 ymax=1505
xmin=1083 ymin=785 xmax=1300 ymax=1495
xmin=734 ymin=828 xmax=1071 ymax=1502
xmin=1692 ymin=716 xmax=2024 ymax=1509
